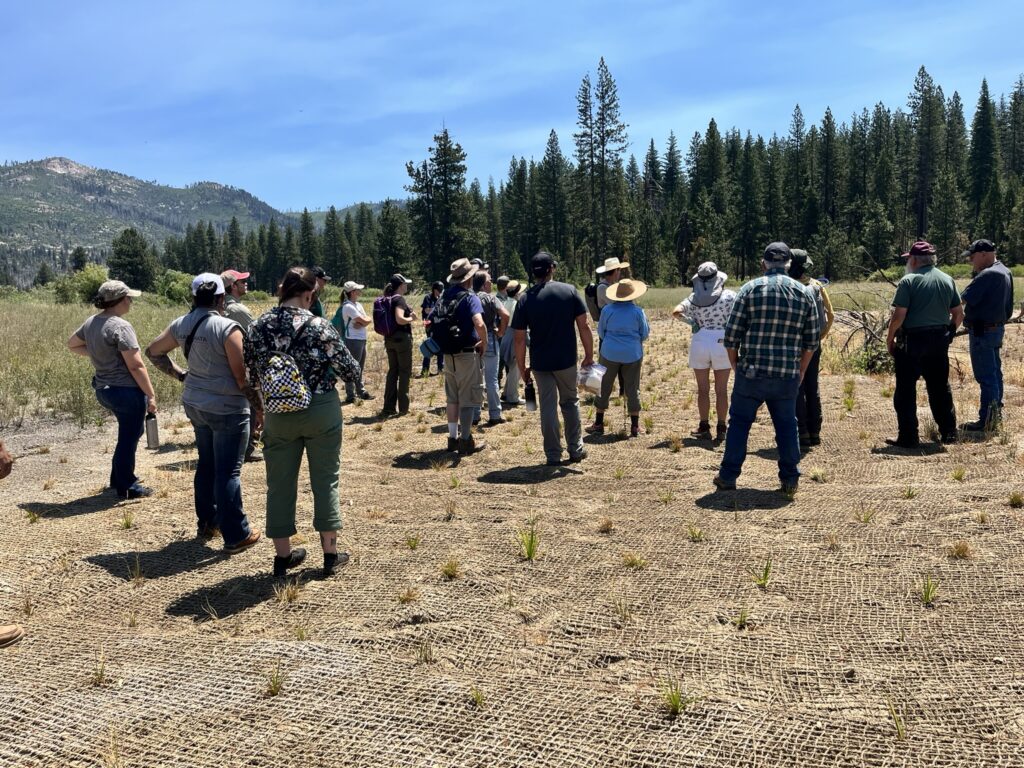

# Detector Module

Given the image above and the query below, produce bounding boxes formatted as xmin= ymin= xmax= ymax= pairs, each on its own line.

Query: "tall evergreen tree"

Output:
xmin=969 ymin=78 xmax=1001 ymax=227
xmin=109 ymin=228 xmax=157 ymax=290
xmin=299 ymin=208 xmax=321 ymax=266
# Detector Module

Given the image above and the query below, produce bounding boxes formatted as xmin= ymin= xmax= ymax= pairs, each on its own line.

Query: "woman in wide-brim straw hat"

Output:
xmin=672 ymin=262 xmax=737 ymax=441
xmin=586 ymin=278 xmax=650 ymax=438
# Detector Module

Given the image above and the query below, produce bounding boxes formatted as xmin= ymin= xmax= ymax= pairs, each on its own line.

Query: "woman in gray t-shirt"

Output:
xmin=66 ymin=280 xmax=159 ymax=499
xmin=146 ymin=273 xmax=262 ymax=554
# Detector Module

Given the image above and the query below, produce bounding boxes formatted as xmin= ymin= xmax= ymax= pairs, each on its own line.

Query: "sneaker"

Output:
xmin=501 ymin=398 xmax=524 ymax=406
xmin=224 ymin=530 xmax=262 ymax=555
xmin=446 ymin=437 xmax=459 ymax=453
xmin=545 ymin=457 xmax=564 ymax=467
xmin=458 ymin=437 xmax=486 ymax=455
xmin=567 ymin=449 xmax=588 ymax=463
xmin=0 ymin=624 xmax=25 ymax=648
xmin=961 ymin=421 xmax=986 ymax=432
xmin=629 ymin=425 xmax=642 ymax=438
xmin=487 ymin=417 xmax=506 ymax=427
xmin=585 ymin=422 xmax=605 ymax=435
xmin=118 ymin=485 xmax=153 ymax=500
xmin=691 ymin=422 xmax=711 ymax=439
xmin=379 ymin=410 xmax=397 ymax=419
xmin=884 ymin=437 xmax=920 ymax=449
xmin=244 ymin=450 xmax=264 ymax=463
xmin=273 ymin=548 xmax=307 ymax=578
xmin=358 ymin=391 xmax=375 ymax=400
xmin=323 ymin=551 xmax=350 ymax=577
xmin=712 ymin=475 xmax=736 ymax=491
xmin=197 ymin=525 xmax=221 ymax=540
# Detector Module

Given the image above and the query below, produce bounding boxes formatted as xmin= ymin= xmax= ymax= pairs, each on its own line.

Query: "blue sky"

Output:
xmin=3 ymin=0 xmax=1022 ymax=212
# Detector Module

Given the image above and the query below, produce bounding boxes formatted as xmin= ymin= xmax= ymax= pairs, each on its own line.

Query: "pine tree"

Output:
xmin=573 ymin=73 xmax=597 ymax=261
xmin=485 ymin=179 xmax=506 ymax=275
xmin=264 ymin=218 xmax=283 ymax=291
xmin=593 ymin=58 xmax=629 ymax=261
xmin=33 ymin=262 xmax=55 ymax=286
xmin=662 ymin=131 xmax=683 ymax=202
xmin=928 ymin=165 xmax=965 ymax=257
xmin=71 ymin=246 xmax=89 ymax=272
xmin=909 ymin=67 xmax=945 ymax=237
xmin=377 ymin=200 xmax=414 ymax=283
xmin=283 ymin=224 xmax=299 ymax=266
xmin=109 ymin=228 xmax=157 ymax=290
xmin=642 ymin=139 xmax=662 ymax=208
xmin=969 ymin=78 xmax=1000 ymax=227
xmin=299 ymin=208 xmax=321 ymax=266
xmin=321 ymin=206 xmax=351 ymax=282
xmin=227 ymin=216 xmax=244 ymax=268
xmin=537 ymin=131 xmax=568 ymax=264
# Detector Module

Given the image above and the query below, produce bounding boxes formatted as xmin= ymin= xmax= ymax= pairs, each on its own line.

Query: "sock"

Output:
xmin=448 ymin=423 xmax=458 ymax=439
xmin=595 ymin=411 xmax=604 ymax=425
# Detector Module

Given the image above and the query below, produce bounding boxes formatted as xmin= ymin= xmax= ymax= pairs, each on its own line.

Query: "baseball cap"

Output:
xmin=900 ymin=241 xmax=936 ymax=260
xmin=763 ymin=242 xmax=793 ymax=263
xmin=495 ymin=275 xmax=510 ymax=289
xmin=530 ymin=251 xmax=557 ymax=277
xmin=342 ymin=280 xmax=364 ymax=293
xmin=312 ymin=266 xmax=332 ymax=281
xmin=191 ymin=272 xmax=226 ymax=296
xmin=789 ymin=249 xmax=814 ymax=268
xmin=97 ymin=280 xmax=141 ymax=303
xmin=220 ymin=269 xmax=250 ymax=287
xmin=961 ymin=239 xmax=996 ymax=259
xmin=470 ymin=258 xmax=489 ymax=271
xmin=389 ymin=273 xmax=412 ymax=288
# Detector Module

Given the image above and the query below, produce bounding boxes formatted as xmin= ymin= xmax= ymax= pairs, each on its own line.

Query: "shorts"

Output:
xmin=689 ymin=328 xmax=731 ymax=370
xmin=443 ymin=352 xmax=484 ymax=407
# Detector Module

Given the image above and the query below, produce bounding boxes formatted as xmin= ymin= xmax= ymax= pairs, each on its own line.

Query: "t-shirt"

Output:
xmin=421 ymin=293 xmax=439 ymax=320
xmin=477 ymin=291 xmax=503 ymax=331
xmin=510 ymin=280 xmax=587 ymax=372
xmin=169 ymin=309 xmax=248 ymax=415
xmin=596 ymin=280 xmax=611 ymax=310
xmin=892 ymin=266 xmax=961 ymax=329
xmin=335 ymin=300 xmax=369 ymax=341
xmin=311 ymin=296 xmax=325 ymax=318
xmin=962 ymin=260 xmax=1014 ymax=326
xmin=390 ymin=294 xmax=413 ymax=336
xmin=441 ymin=285 xmax=484 ymax=348
xmin=74 ymin=314 xmax=141 ymax=389
xmin=223 ymin=296 xmax=255 ymax=334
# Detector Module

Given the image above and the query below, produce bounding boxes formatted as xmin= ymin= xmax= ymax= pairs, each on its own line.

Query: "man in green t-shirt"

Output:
xmin=884 ymin=241 xmax=963 ymax=448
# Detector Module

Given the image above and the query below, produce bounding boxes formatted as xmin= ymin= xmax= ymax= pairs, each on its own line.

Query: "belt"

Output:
xmin=972 ymin=322 xmax=1005 ymax=330
xmin=903 ymin=325 xmax=947 ymax=333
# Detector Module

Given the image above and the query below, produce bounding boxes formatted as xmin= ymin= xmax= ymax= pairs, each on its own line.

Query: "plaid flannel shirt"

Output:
xmin=723 ymin=268 xmax=821 ymax=378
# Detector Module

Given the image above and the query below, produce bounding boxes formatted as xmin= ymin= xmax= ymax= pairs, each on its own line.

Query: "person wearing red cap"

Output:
xmin=885 ymin=241 xmax=962 ymax=448
xmin=221 ymin=269 xmax=255 ymax=333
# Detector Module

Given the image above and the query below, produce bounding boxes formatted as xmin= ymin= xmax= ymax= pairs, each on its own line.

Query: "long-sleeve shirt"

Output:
xmin=723 ymin=268 xmax=820 ymax=378
xmin=597 ymin=301 xmax=650 ymax=364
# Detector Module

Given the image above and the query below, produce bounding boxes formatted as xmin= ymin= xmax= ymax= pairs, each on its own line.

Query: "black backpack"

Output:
xmin=430 ymin=291 xmax=474 ymax=354
xmin=584 ymin=282 xmax=601 ymax=321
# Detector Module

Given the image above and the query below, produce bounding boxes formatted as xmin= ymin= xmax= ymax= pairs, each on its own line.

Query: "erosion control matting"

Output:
xmin=2 ymin=317 xmax=1024 ymax=766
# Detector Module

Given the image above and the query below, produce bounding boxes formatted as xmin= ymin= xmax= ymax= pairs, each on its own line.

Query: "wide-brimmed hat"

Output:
xmin=689 ymin=262 xmax=727 ymax=307
xmin=447 ymin=258 xmax=480 ymax=283
xmin=506 ymin=279 xmax=521 ymax=296
xmin=596 ymin=256 xmax=630 ymax=275
xmin=606 ymin=278 xmax=648 ymax=302
xmin=342 ymin=280 xmax=364 ymax=294
xmin=97 ymin=280 xmax=141 ymax=303
xmin=191 ymin=272 xmax=225 ymax=296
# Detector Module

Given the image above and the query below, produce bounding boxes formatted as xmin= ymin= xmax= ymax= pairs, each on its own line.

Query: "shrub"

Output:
xmin=153 ymin=270 xmax=194 ymax=304
xmin=54 ymin=263 xmax=109 ymax=304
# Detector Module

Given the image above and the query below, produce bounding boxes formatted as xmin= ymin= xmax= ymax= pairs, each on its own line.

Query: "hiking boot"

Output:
xmin=342 ymin=395 xmax=356 ymax=406
xmin=690 ymin=422 xmax=711 ymax=439
xmin=0 ymin=624 xmax=25 ymax=648
xmin=224 ymin=530 xmax=262 ymax=555
xmin=471 ymin=417 xmax=481 ymax=427
xmin=446 ymin=437 xmax=459 ymax=453
xmin=118 ymin=485 xmax=153 ymax=500
xmin=799 ymin=432 xmax=812 ymax=451
xmin=629 ymin=425 xmax=642 ymax=438
xmin=197 ymin=524 xmax=221 ymax=540
xmin=807 ymin=433 xmax=821 ymax=446
xmin=780 ymin=481 xmax=799 ymax=495
xmin=358 ymin=391 xmax=375 ymax=400
xmin=244 ymin=450 xmax=264 ymax=463
xmin=545 ymin=458 xmax=564 ymax=467
xmin=273 ymin=548 xmax=307 ymax=578
xmin=715 ymin=423 xmax=727 ymax=441
xmin=458 ymin=436 xmax=486 ymax=455
xmin=940 ymin=432 xmax=959 ymax=445
xmin=585 ymin=422 xmax=605 ymax=435
xmin=486 ymin=417 xmax=506 ymax=427
xmin=567 ymin=449 xmax=588 ymax=463
xmin=712 ymin=475 xmax=736 ymax=491
xmin=885 ymin=437 xmax=920 ymax=449
xmin=961 ymin=420 xmax=986 ymax=432
xmin=323 ymin=551 xmax=350 ymax=577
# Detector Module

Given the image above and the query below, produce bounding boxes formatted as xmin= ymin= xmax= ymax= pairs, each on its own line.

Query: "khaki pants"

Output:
xmin=534 ymin=366 xmax=583 ymax=462
xmin=263 ymin=390 xmax=343 ymax=538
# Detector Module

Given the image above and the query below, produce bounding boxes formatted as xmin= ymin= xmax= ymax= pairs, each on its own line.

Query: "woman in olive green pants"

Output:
xmin=245 ymin=267 xmax=362 ymax=579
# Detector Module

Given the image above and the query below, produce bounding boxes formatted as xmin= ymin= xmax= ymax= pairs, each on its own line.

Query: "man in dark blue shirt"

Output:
xmin=961 ymin=239 xmax=1015 ymax=432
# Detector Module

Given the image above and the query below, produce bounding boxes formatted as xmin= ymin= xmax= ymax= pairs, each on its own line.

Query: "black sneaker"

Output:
xmin=323 ymin=551 xmax=350 ymax=577
xmin=780 ymin=482 xmax=799 ymax=495
xmin=691 ymin=422 xmax=711 ymax=439
xmin=358 ymin=391 xmax=375 ymax=400
xmin=940 ymin=433 xmax=959 ymax=444
xmin=545 ymin=458 xmax=564 ymax=467
xmin=712 ymin=475 xmax=736 ymax=491
xmin=446 ymin=437 xmax=459 ymax=453
xmin=961 ymin=421 xmax=986 ymax=432
xmin=715 ymin=423 xmax=727 ymax=441
xmin=273 ymin=548 xmax=307 ymax=578
xmin=567 ymin=449 xmax=588 ymax=463
xmin=118 ymin=485 xmax=153 ymax=500
xmin=486 ymin=417 xmax=506 ymax=427
xmin=884 ymin=437 xmax=920 ymax=449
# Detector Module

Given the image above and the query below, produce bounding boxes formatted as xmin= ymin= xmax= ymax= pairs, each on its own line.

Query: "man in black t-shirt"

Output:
xmin=512 ymin=252 xmax=594 ymax=466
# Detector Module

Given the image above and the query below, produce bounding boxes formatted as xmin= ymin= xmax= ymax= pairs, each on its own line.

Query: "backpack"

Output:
xmin=259 ymin=318 xmax=315 ymax=414
xmin=373 ymin=295 xmax=398 ymax=337
xmin=430 ymin=291 xmax=474 ymax=354
xmin=584 ymin=282 xmax=601 ymax=321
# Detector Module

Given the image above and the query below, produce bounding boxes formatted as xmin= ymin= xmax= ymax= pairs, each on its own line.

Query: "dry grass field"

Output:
xmin=2 ymin=296 xmax=1024 ymax=767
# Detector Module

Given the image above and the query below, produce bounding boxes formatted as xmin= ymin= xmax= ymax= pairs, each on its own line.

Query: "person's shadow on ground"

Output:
xmin=478 ymin=464 xmax=582 ymax=484
xmin=694 ymin=489 xmax=793 ymax=511
xmin=86 ymin=538 xmax=224 ymax=581
xmin=166 ymin=572 xmax=280 ymax=621
xmin=392 ymin=449 xmax=461 ymax=470
xmin=19 ymin=492 xmax=121 ymax=520
xmin=870 ymin=442 xmax=946 ymax=457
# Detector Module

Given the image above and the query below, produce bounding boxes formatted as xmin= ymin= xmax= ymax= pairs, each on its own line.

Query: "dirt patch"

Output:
xmin=2 ymin=316 xmax=1024 ymax=766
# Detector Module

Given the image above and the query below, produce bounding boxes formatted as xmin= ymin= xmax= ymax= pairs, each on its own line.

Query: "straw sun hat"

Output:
xmin=605 ymin=278 xmax=648 ymax=302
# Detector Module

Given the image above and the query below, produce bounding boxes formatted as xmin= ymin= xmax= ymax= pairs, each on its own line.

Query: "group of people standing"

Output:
xmin=52 ymin=234 xmax=1015 ymax=579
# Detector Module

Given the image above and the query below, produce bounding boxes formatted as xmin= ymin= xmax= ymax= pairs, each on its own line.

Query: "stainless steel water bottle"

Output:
xmin=145 ymin=413 xmax=160 ymax=449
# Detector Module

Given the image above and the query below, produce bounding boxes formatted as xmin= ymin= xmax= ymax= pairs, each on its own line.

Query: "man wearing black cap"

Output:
xmin=884 ymin=241 xmax=962 ymax=448
xmin=512 ymin=252 xmax=594 ymax=466
xmin=311 ymin=267 xmax=331 ymax=318
xmin=714 ymin=242 xmax=820 ymax=494
xmin=961 ymin=239 xmax=1014 ymax=432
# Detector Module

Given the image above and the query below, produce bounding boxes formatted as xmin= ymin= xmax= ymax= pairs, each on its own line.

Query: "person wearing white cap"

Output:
xmin=672 ymin=262 xmax=737 ymax=441
xmin=145 ymin=273 xmax=262 ymax=554
xmin=331 ymin=280 xmax=374 ymax=403
xmin=66 ymin=279 xmax=159 ymax=499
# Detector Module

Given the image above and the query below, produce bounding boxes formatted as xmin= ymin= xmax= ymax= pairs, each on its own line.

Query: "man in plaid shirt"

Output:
xmin=714 ymin=242 xmax=821 ymax=494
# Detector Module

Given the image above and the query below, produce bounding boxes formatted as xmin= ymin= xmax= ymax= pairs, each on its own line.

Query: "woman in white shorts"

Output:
xmin=673 ymin=262 xmax=737 ymax=441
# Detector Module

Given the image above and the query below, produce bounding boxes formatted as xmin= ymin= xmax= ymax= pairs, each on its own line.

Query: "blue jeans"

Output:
xmin=719 ymin=373 xmax=801 ymax=485
xmin=94 ymin=384 xmax=147 ymax=494
xmin=969 ymin=326 xmax=1004 ymax=421
xmin=473 ymin=336 xmax=502 ymax=421
xmin=185 ymin=404 xmax=252 ymax=546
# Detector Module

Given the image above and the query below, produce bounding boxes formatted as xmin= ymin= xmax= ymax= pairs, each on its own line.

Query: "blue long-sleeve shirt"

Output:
xmin=597 ymin=301 xmax=650 ymax=363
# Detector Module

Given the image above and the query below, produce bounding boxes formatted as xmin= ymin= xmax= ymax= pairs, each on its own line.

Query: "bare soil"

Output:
xmin=2 ymin=315 xmax=1024 ymax=767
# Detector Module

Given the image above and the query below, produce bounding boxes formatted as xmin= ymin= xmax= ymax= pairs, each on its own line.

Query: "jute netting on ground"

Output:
xmin=2 ymin=316 xmax=1024 ymax=767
